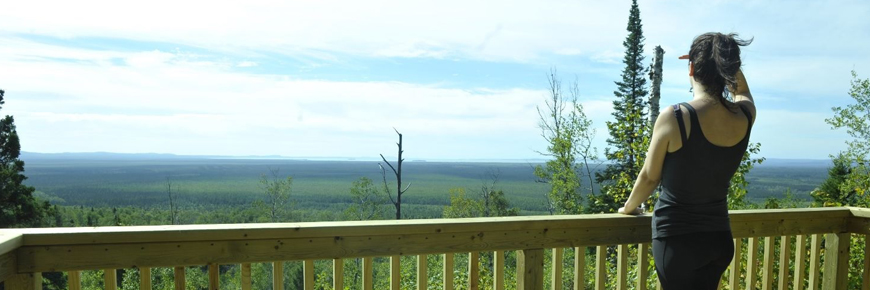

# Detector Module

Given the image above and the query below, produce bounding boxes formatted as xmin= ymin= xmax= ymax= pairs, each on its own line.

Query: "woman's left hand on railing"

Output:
xmin=618 ymin=206 xmax=644 ymax=215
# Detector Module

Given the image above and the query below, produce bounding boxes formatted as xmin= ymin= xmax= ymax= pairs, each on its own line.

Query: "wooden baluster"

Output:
xmin=574 ymin=247 xmax=585 ymax=290
xmin=140 ymin=267 xmax=151 ymax=290
xmin=595 ymin=246 xmax=606 ymax=290
xmin=793 ymin=235 xmax=806 ymax=290
xmin=208 ymin=263 xmax=219 ymax=290
xmin=241 ymin=263 xmax=252 ymax=290
xmin=391 ymin=255 xmax=401 ymax=290
xmin=762 ymin=237 xmax=774 ymax=290
xmin=469 ymin=252 xmax=480 ymax=290
xmin=617 ymin=245 xmax=628 ymax=290
xmin=638 ymin=243 xmax=649 ymax=290
xmin=273 ymin=261 xmax=284 ymax=290
xmin=517 ymin=249 xmax=543 ymax=290
xmin=808 ymin=234 xmax=822 ymax=290
xmin=417 ymin=255 xmax=428 ymax=290
xmin=863 ymin=236 xmax=870 ymax=290
xmin=174 ymin=266 xmax=185 ymax=290
xmin=363 ymin=257 xmax=373 ymax=290
xmin=745 ymin=237 xmax=759 ymax=290
xmin=334 ymin=258 xmax=344 ymax=290
xmin=822 ymin=233 xmax=850 ymax=290
xmin=495 ymin=250 xmax=505 ymax=290
xmin=552 ymin=248 xmax=563 ymax=290
xmin=33 ymin=272 xmax=41 ymax=290
xmin=68 ymin=271 xmax=81 ymax=290
xmin=778 ymin=236 xmax=792 ymax=290
xmin=443 ymin=253 xmax=454 ymax=290
xmin=104 ymin=269 xmax=117 ymax=290
xmin=304 ymin=259 xmax=315 ymax=290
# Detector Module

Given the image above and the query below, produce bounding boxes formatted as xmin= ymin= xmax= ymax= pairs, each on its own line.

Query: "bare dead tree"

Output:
xmin=166 ymin=176 xmax=179 ymax=225
xmin=479 ymin=169 xmax=500 ymax=217
xmin=648 ymin=45 xmax=665 ymax=127
xmin=380 ymin=129 xmax=410 ymax=220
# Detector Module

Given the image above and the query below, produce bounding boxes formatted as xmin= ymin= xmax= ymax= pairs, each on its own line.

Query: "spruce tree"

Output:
xmin=0 ymin=89 xmax=50 ymax=227
xmin=588 ymin=0 xmax=649 ymax=213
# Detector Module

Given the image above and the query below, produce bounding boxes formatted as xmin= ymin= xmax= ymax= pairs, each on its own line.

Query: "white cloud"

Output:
xmin=1 ymin=0 xmax=868 ymax=159
xmin=0 ymin=44 xmax=551 ymax=158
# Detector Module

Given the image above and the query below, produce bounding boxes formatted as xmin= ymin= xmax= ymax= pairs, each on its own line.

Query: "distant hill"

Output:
xmin=758 ymin=158 xmax=832 ymax=168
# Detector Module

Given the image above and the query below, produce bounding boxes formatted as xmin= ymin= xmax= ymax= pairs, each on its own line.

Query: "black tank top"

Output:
xmin=652 ymin=102 xmax=753 ymax=239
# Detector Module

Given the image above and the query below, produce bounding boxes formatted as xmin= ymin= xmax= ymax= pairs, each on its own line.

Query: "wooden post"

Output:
xmin=793 ymin=235 xmax=807 ymax=290
xmin=574 ymin=247 xmax=586 ymax=290
xmin=638 ymin=243 xmax=649 ymax=290
xmin=495 ymin=250 xmax=505 ymax=290
xmin=241 ymin=263 xmax=252 ymax=290
xmin=617 ymin=245 xmax=628 ymax=290
xmin=140 ymin=267 xmax=151 ymax=290
xmin=69 ymin=271 xmax=81 ymax=290
xmin=822 ymin=233 xmax=850 ymax=290
xmin=334 ymin=258 xmax=344 ymax=290
xmin=551 ymin=248 xmax=563 ymax=290
xmin=762 ymin=237 xmax=774 ymax=290
xmin=390 ymin=255 xmax=401 ymax=290
xmin=778 ymin=236 xmax=792 ymax=290
xmin=104 ymin=269 xmax=117 ymax=290
xmin=469 ymin=252 xmax=480 ymax=290
xmin=808 ymin=234 xmax=822 ymax=290
xmin=174 ymin=266 xmax=185 ymax=290
xmin=443 ymin=253 xmax=454 ymax=290
xmin=517 ymin=249 xmax=544 ymax=290
xmin=208 ymin=263 xmax=219 ymax=290
xmin=417 ymin=255 xmax=428 ymax=290
xmin=304 ymin=259 xmax=315 ymax=290
xmin=745 ymin=237 xmax=759 ymax=290
xmin=273 ymin=261 xmax=284 ymax=290
xmin=363 ymin=257 xmax=374 ymax=290
xmin=595 ymin=246 xmax=606 ymax=290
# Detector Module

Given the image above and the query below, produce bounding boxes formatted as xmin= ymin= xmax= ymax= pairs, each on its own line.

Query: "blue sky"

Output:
xmin=1 ymin=0 xmax=868 ymax=160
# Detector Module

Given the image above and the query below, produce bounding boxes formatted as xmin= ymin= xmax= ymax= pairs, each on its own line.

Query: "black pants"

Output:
xmin=652 ymin=231 xmax=734 ymax=290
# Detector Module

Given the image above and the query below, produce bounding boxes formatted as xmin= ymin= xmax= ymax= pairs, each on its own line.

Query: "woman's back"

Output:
xmin=653 ymin=101 xmax=753 ymax=238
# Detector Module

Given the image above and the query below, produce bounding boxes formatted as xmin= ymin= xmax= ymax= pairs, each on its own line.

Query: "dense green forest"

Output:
xmin=23 ymin=158 xmax=826 ymax=225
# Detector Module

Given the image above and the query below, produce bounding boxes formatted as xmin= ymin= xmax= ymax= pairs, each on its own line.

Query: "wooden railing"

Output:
xmin=1 ymin=207 xmax=869 ymax=290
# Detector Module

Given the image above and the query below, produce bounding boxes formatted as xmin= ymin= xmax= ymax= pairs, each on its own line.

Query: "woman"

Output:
xmin=617 ymin=32 xmax=755 ymax=289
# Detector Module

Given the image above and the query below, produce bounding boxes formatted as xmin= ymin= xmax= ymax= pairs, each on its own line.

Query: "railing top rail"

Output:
xmin=1 ymin=207 xmax=859 ymax=273
xmin=0 ymin=232 xmax=22 ymax=257
xmin=0 ymin=207 xmax=852 ymax=247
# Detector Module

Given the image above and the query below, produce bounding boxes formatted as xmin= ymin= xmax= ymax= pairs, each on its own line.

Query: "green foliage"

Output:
xmin=728 ymin=142 xmax=765 ymax=209
xmin=443 ymin=185 xmax=519 ymax=219
xmin=443 ymin=188 xmax=482 ymax=218
xmin=343 ymin=177 xmax=388 ymax=220
xmin=534 ymin=71 xmax=597 ymax=215
xmin=0 ymin=89 xmax=51 ymax=228
xmin=253 ymin=168 xmax=294 ymax=222
xmin=825 ymin=70 xmax=870 ymax=201
xmin=811 ymin=153 xmax=861 ymax=207
xmin=828 ymin=71 xmax=870 ymax=159
xmin=592 ymin=0 xmax=650 ymax=213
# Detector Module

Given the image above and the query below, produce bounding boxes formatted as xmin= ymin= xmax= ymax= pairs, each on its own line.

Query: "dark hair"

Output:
xmin=689 ymin=32 xmax=753 ymax=108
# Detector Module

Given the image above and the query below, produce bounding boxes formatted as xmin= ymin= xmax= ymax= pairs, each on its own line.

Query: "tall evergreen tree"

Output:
xmin=588 ymin=0 xmax=649 ymax=213
xmin=0 ymin=89 xmax=50 ymax=227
